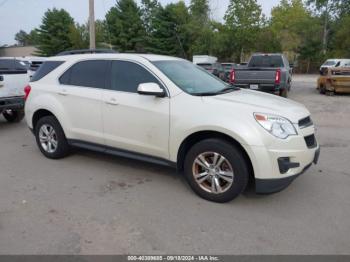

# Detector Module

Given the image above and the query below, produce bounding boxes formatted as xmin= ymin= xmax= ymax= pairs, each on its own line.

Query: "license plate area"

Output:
xmin=250 ymin=84 xmax=259 ymax=90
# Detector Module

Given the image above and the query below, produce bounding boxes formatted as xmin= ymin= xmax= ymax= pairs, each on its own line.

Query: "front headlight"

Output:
xmin=254 ymin=113 xmax=297 ymax=139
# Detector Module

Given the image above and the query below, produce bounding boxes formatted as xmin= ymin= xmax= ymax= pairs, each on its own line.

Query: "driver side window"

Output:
xmin=110 ymin=61 xmax=162 ymax=93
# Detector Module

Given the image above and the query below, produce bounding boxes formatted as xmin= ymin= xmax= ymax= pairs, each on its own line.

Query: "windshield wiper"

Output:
xmin=217 ymin=86 xmax=240 ymax=94
xmin=192 ymin=92 xmax=219 ymax=96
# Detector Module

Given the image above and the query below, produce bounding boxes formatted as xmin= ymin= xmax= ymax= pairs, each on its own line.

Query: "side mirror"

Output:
xmin=289 ymin=63 xmax=294 ymax=68
xmin=137 ymin=83 xmax=165 ymax=97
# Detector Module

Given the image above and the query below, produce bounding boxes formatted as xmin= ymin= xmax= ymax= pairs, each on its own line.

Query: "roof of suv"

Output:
xmin=45 ymin=53 xmax=183 ymax=62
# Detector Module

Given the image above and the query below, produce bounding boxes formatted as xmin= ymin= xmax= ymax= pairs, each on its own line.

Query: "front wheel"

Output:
xmin=35 ymin=116 xmax=70 ymax=159
xmin=184 ymin=139 xmax=249 ymax=203
xmin=2 ymin=109 xmax=24 ymax=123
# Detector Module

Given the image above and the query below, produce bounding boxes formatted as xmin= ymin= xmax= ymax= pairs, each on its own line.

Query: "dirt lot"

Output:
xmin=0 ymin=74 xmax=349 ymax=255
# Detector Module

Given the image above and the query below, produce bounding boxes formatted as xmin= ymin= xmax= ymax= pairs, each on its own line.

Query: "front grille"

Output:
xmin=299 ymin=116 xmax=313 ymax=129
xmin=304 ymin=134 xmax=317 ymax=148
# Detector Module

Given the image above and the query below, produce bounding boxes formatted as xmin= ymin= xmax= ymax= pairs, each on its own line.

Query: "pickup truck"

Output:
xmin=0 ymin=58 xmax=29 ymax=122
xmin=230 ymin=53 xmax=293 ymax=97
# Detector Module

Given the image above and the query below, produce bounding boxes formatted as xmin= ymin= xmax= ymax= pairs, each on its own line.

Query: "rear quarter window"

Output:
xmin=59 ymin=60 xmax=109 ymax=89
xmin=249 ymin=55 xmax=283 ymax=68
xmin=31 ymin=61 xmax=64 ymax=82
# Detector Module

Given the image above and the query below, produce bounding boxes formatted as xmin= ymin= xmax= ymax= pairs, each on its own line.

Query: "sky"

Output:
xmin=0 ymin=0 xmax=280 ymax=46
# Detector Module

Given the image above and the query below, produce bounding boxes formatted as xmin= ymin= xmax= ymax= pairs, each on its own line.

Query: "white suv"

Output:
xmin=25 ymin=54 xmax=320 ymax=203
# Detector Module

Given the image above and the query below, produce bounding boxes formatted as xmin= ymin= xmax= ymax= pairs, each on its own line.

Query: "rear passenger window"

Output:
xmin=60 ymin=60 xmax=109 ymax=88
xmin=110 ymin=61 xmax=160 ymax=93
xmin=0 ymin=59 xmax=27 ymax=74
xmin=31 ymin=61 xmax=64 ymax=82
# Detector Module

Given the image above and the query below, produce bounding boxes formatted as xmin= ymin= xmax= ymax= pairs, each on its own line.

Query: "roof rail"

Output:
xmin=56 ymin=49 xmax=118 ymax=56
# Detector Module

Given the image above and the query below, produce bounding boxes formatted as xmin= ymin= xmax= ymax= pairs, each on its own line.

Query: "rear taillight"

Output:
xmin=230 ymin=69 xmax=235 ymax=83
xmin=275 ymin=69 xmax=281 ymax=84
xmin=24 ymin=85 xmax=31 ymax=101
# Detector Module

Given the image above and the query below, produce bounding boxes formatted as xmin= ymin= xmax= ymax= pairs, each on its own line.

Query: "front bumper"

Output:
xmin=255 ymin=147 xmax=320 ymax=193
xmin=0 ymin=96 xmax=24 ymax=111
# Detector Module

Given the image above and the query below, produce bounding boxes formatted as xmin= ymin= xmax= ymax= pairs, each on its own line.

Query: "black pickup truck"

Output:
xmin=230 ymin=54 xmax=293 ymax=97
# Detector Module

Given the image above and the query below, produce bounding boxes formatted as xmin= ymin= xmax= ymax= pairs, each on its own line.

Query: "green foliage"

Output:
xmin=14 ymin=0 xmax=350 ymax=65
xmin=35 ymin=8 xmax=75 ymax=56
xmin=224 ymin=0 xmax=264 ymax=61
xmin=330 ymin=15 xmax=350 ymax=57
xmin=106 ymin=0 xmax=146 ymax=52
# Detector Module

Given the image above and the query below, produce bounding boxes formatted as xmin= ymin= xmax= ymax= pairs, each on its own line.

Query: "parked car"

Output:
xmin=230 ymin=53 xmax=293 ymax=97
xmin=197 ymin=62 xmax=226 ymax=81
xmin=25 ymin=54 xmax=320 ymax=203
xmin=221 ymin=63 xmax=236 ymax=81
xmin=319 ymin=59 xmax=350 ymax=74
xmin=193 ymin=55 xmax=227 ymax=81
xmin=26 ymin=57 xmax=46 ymax=78
xmin=0 ymin=58 xmax=29 ymax=122
xmin=317 ymin=67 xmax=350 ymax=95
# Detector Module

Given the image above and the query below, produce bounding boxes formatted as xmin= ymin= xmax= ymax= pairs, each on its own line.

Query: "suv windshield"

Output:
xmin=153 ymin=60 xmax=234 ymax=95
xmin=249 ymin=55 xmax=283 ymax=68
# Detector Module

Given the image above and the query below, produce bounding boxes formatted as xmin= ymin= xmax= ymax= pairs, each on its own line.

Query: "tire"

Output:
xmin=280 ymin=88 xmax=288 ymax=98
xmin=34 ymin=116 xmax=70 ymax=159
xmin=319 ymin=85 xmax=326 ymax=94
xmin=184 ymin=138 xmax=249 ymax=203
xmin=2 ymin=109 xmax=24 ymax=123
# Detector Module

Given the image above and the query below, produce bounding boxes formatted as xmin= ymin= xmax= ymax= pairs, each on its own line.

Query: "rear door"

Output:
xmin=101 ymin=60 xmax=170 ymax=159
xmin=0 ymin=59 xmax=29 ymax=98
xmin=58 ymin=60 xmax=109 ymax=144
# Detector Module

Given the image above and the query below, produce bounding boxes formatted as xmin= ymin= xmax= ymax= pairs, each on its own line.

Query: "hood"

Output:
xmin=203 ymin=89 xmax=310 ymax=123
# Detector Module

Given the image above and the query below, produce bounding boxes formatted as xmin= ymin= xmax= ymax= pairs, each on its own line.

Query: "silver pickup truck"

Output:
xmin=230 ymin=53 xmax=293 ymax=97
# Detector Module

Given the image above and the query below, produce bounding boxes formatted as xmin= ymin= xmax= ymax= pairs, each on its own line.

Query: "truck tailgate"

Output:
xmin=0 ymin=73 xmax=29 ymax=98
xmin=235 ymin=69 xmax=276 ymax=84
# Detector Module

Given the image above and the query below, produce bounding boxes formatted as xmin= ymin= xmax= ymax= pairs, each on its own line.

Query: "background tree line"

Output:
xmin=14 ymin=0 xmax=350 ymax=71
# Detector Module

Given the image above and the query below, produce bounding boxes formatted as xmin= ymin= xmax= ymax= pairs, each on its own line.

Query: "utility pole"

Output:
xmin=89 ymin=0 xmax=96 ymax=49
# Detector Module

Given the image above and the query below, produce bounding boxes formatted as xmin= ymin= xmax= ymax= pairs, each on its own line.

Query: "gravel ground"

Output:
xmin=0 ymin=74 xmax=349 ymax=255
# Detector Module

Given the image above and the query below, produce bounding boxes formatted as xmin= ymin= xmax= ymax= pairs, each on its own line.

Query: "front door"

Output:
xmin=102 ymin=60 xmax=170 ymax=159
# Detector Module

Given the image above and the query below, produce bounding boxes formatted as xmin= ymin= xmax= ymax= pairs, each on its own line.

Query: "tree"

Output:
xmin=68 ymin=20 xmax=109 ymax=50
xmin=306 ymin=0 xmax=343 ymax=54
xmin=106 ymin=0 xmax=146 ymax=52
xmin=35 ymin=8 xmax=75 ymax=56
xmin=188 ymin=0 xmax=213 ymax=55
xmin=330 ymin=14 xmax=350 ymax=57
xmin=224 ymin=0 xmax=264 ymax=61
xmin=146 ymin=2 xmax=191 ymax=58
xmin=141 ymin=0 xmax=161 ymax=34
xmin=15 ymin=30 xmax=29 ymax=46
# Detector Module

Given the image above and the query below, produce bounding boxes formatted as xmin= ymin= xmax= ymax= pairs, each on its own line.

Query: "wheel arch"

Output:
xmin=32 ymin=109 xmax=58 ymax=131
xmin=176 ymin=130 xmax=255 ymax=183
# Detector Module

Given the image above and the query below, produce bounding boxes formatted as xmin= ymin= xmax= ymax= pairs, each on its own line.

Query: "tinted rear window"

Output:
xmin=31 ymin=61 xmax=64 ymax=82
xmin=249 ymin=55 xmax=283 ymax=68
xmin=0 ymin=59 xmax=27 ymax=74
xmin=59 ymin=60 xmax=109 ymax=89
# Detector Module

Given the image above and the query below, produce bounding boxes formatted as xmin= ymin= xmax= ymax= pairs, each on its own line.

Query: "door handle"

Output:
xmin=105 ymin=98 xmax=119 ymax=105
xmin=58 ymin=89 xmax=68 ymax=96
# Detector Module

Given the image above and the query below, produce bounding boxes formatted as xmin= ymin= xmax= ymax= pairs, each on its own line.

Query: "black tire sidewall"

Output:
xmin=184 ymin=139 xmax=249 ymax=203
xmin=2 ymin=109 xmax=24 ymax=123
xmin=34 ymin=116 xmax=70 ymax=159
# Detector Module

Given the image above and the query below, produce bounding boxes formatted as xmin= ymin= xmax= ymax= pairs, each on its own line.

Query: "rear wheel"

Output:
xmin=2 ymin=109 xmax=24 ymax=123
xmin=35 ymin=116 xmax=70 ymax=159
xmin=280 ymin=88 xmax=288 ymax=98
xmin=184 ymin=139 xmax=249 ymax=203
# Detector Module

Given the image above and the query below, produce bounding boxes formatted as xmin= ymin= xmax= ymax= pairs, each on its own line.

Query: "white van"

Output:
xmin=320 ymin=59 xmax=350 ymax=71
